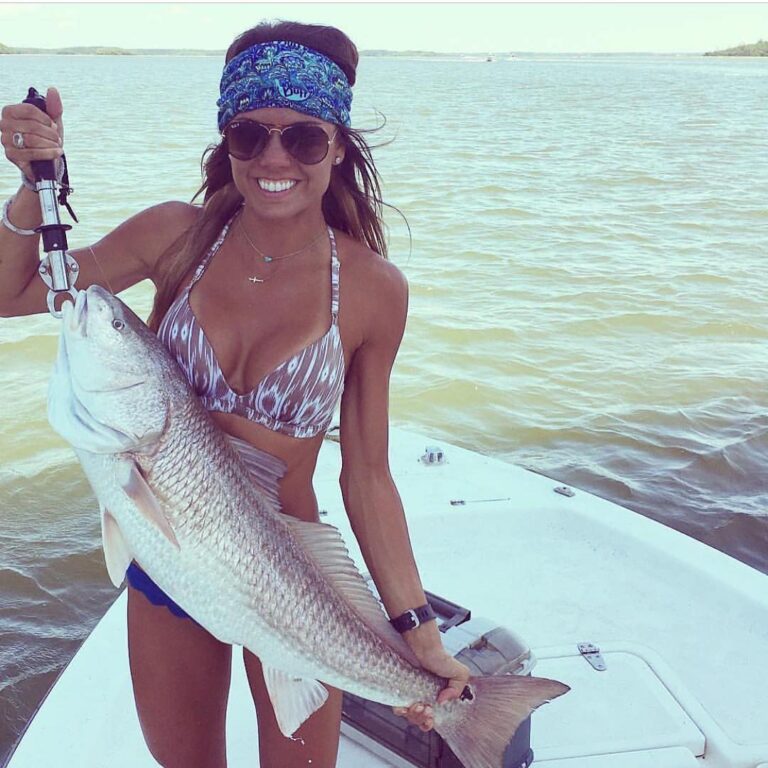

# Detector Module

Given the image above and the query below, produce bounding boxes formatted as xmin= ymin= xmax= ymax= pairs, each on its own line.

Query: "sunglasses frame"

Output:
xmin=224 ymin=120 xmax=338 ymax=165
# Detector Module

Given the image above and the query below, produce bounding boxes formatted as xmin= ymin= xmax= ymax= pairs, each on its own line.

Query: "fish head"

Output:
xmin=49 ymin=285 xmax=182 ymax=454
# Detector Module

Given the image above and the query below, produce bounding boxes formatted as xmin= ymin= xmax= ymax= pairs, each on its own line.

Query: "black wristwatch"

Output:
xmin=389 ymin=603 xmax=437 ymax=633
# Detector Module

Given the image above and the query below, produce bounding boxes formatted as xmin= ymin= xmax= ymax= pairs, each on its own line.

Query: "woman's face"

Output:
xmin=226 ymin=107 xmax=344 ymax=223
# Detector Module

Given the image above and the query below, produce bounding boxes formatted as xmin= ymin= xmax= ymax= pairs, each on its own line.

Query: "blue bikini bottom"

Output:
xmin=125 ymin=562 xmax=196 ymax=622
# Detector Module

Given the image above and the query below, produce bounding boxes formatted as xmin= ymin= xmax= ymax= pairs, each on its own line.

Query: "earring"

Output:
xmin=334 ymin=157 xmax=342 ymax=165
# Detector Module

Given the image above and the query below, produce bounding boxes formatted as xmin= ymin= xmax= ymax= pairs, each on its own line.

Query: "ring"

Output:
xmin=12 ymin=132 xmax=25 ymax=149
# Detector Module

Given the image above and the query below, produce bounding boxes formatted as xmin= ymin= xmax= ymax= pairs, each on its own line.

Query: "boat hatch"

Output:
xmin=530 ymin=644 xmax=705 ymax=763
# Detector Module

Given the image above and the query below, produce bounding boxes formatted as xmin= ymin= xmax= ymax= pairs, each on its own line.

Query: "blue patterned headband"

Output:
xmin=217 ymin=40 xmax=352 ymax=131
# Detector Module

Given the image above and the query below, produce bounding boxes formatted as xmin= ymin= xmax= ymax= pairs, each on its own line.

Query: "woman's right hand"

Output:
xmin=0 ymin=86 xmax=64 ymax=180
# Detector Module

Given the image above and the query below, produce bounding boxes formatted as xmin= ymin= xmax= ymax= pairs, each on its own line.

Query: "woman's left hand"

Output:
xmin=393 ymin=648 xmax=471 ymax=732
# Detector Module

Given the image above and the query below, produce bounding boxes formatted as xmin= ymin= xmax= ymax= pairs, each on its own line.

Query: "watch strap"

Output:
xmin=389 ymin=603 xmax=437 ymax=633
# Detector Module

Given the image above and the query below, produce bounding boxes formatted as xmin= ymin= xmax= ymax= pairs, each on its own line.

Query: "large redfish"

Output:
xmin=48 ymin=284 xmax=569 ymax=768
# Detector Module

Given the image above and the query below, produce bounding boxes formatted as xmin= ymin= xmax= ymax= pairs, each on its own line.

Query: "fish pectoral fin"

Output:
xmin=100 ymin=506 xmax=133 ymax=588
xmin=261 ymin=666 xmax=329 ymax=737
xmin=121 ymin=462 xmax=180 ymax=550
xmin=280 ymin=515 xmax=422 ymax=669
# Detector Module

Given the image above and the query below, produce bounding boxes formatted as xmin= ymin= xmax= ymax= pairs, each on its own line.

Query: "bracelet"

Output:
xmin=389 ymin=603 xmax=437 ymax=634
xmin=20 ymin=171 xmax=36 ymax=191
xmin=1 ymin=197 xmax=38 ymax=237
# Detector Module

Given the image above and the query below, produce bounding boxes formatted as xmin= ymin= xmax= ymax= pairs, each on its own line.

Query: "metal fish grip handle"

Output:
xmin=22 ymin=87 xmax=79 ymax=317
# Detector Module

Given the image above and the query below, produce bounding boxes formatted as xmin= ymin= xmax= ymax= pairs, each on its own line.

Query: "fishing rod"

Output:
xmin=21 ymin=87 xmax=79 ymax=318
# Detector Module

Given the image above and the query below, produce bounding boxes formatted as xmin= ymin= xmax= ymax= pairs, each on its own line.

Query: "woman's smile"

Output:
xmin=257 ymin=178 xmax=297 ymax=193
xmin=255 ymin=177 xmax=300 ymax=198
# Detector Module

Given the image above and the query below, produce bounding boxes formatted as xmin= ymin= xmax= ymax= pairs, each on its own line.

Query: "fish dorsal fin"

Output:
xmin=100 ymin=506 xmax=133 ymax=588
xmin=120 ymin=461 xmax=180 ymax=550
xmin=280 ymin=514 xmax=421 ymax=669
xmin=225 ymin=434 xmax=286 ymax=509
xmin=261 ymin=665 xmax=329 ymax=737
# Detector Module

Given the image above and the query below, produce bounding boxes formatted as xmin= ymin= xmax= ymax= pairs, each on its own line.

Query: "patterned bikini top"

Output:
xmin=158 ymin=216 xmax=345 ymax=439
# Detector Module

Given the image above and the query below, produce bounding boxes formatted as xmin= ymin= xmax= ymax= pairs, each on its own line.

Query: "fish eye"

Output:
xmin=112 ymin=319 xmax=125 ymax=331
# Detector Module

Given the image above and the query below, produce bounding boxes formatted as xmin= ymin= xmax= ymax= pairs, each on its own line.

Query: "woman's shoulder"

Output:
xmin=336 ymin=231 xmax=407 ymax=300
xmin=150 ymin=200 xmax=203 ymax=239
xmin=116 ymin=200 xmax=201 ymax=238
xmin=106 ymin=201 xmax=202 ymax=281
xmin=335 ymin=231 xmax=408 ymax=347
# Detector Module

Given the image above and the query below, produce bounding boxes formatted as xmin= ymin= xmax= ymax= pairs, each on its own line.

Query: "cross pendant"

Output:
xmin=248 ymin=276 xmax=264 ymax=284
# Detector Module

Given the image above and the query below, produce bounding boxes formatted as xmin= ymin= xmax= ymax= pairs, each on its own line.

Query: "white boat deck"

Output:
xmin=6 ymin=427 xmax=768 ymax=767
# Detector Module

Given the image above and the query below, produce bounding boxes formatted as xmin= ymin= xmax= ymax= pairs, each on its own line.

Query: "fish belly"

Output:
xmin=79 ymin=450 xmax=427 ymax=709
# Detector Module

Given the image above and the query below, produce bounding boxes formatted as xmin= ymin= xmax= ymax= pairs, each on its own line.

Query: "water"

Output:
xmin=0 ymin=53 xmax=766 ymax=761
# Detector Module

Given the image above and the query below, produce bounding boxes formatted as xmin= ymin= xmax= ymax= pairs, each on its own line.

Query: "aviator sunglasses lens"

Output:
xmin=225 ymin=122 xmax=331 ymax=164
xmin=281 ymin=125 xmax=331 ymax=165
xmin=226 ymin=122 xmax=269 ymax=160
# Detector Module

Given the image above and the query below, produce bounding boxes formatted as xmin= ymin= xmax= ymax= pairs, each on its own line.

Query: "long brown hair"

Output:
xmin=148 ymin=20 xmax=387 ymax=332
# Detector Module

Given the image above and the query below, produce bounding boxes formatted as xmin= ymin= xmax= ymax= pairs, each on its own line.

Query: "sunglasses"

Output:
xmin=224 ymin=120 xmax=338 ymax=165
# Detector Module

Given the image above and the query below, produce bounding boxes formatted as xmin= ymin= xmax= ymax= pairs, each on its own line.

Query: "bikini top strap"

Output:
xmin=189 ymin=207 xmax=241 ymax=289
xmin=329 ymin=226 xmax=340 ymax=323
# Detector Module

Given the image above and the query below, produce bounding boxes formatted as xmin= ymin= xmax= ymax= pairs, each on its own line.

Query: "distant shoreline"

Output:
xmin=0 ymin=44 xmax=747 ymax=58
xmin=1 ymin=43 xmax=767 ymax=58
xmin=0 ymin=44 xmax=224 ymax=56
xmin=703 ymin=39 xmax=768 ymax=57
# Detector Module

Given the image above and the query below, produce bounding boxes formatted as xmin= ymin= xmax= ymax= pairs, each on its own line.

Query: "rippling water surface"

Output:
xmin=0 ymin=53 xmax=766 ymax=761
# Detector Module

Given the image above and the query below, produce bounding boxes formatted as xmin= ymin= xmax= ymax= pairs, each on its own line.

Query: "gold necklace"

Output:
xmin=239 ymin=216 xmax=326 ymax=284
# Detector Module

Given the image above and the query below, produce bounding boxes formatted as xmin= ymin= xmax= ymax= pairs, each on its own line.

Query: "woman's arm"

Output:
xmin=338 ymin=258 xmax=469 ymax=730
xmin=0 ymin=87 xmax=198 ymax=317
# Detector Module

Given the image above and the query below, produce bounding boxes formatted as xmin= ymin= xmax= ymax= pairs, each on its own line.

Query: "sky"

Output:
xmin=0 ymin=1 xmax=765 ymax=53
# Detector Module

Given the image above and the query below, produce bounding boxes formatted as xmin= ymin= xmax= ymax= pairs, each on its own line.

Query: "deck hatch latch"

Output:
xmin=578 ymin=642 xmax=607 ymax=671
xmin=421 ymin=445 xmax=447 ymax=465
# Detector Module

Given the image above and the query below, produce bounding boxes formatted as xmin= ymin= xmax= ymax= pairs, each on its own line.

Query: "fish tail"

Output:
xmin=434 ymin=674 xmax=569 ymax=768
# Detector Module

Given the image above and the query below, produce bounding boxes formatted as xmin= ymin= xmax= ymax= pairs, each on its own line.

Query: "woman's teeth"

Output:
xmin=258 ymin=179 xmax=297 ymax=193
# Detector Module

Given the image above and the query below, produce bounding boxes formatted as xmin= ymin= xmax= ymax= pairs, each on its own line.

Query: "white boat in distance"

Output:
xmin=5 ymin=426 xmax=768 ymax=767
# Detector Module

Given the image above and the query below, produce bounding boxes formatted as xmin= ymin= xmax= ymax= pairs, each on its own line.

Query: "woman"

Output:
xmin=0 ymin=20 xmax=470 ymax=768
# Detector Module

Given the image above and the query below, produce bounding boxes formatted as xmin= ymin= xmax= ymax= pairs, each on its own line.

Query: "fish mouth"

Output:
xmin=75 ymin=378 xmax=147 ymax=394
xmin=70 ymin=288 xmax=88 ymax=337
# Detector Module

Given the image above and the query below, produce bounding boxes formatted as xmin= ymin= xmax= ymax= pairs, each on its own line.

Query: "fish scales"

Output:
xmin=49 ymin=285 xmax=569 ymax=768
xmin=136 ymin=398 xmax=428 ymax=700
